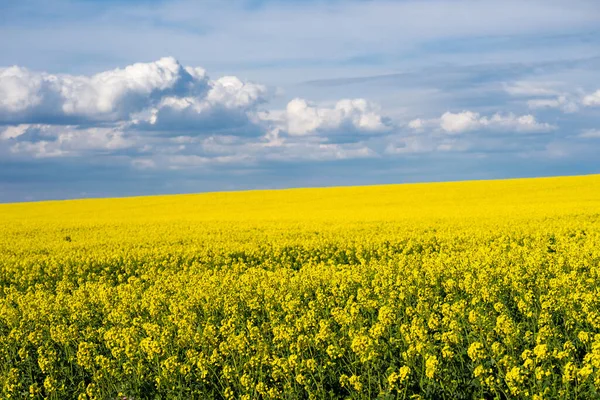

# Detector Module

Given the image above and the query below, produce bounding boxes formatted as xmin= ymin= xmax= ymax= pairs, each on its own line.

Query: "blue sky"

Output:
xmin=0 ymin=0 xmax=599 ymax=202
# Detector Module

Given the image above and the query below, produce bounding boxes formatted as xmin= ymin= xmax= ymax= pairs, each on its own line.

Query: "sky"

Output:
xmin=0 ymin=0 xmax=599 ymax=202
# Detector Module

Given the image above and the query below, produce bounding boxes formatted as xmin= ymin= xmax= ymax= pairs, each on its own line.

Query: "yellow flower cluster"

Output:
xmin=0 ymin=175 xmax=599 ymax=399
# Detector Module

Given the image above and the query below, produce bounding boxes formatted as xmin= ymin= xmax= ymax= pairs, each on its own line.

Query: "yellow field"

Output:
xmin=1 ymin=175 xmax=599 ymax=399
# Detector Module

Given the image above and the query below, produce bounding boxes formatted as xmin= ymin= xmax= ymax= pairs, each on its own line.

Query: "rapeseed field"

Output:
xmin=0 ymin=175 xmax=599 ymax=399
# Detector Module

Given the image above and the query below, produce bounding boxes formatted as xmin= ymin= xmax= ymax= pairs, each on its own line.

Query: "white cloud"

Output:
xmin=10 ymin=141 xmax=68 ymax=158
xmin=582 ymin=90 xmax=600 ymax=107
xmin=504 ymin=81 xmax=582 ymax=113
xmin=407 ymin=119 xmax=425 ymax=129
xmin=409 ymin=111 xmax=555 ymax=134
xmin=8 ymin=125 xmax=133 ymax=158
xmin=266 ymin=98 xmax=390 ymax=136
xmin=0 ymin=124 xmax=57 ymax=143
xmin=309 ymin=143 xmax=376 ymax=161
xmin=439 ymin=111 xmax=481 ymax=133
xmin=0 ymin=124 xmax=31 ymax=140
xmin=206 ymin=76 xmax=266 ymax=109
xmin=503 ymin=81 xmax=560 ymax=97
xmin=0 ymin=57 xmax=398 ymax=167
xmin=0 ymin=57 xmax=208 ymax=123
xmin=60 ymin=57 xmax=205 ymax=119
xmin=527 ymin=96 xmax=579 ymax=113
xmin=136 ymin=76 xmax=268 ymax=134
xmin=0 ymin=67 xmax=46 ymax=114
xmin=504 ymin=80 xmax=600 ymax=114
xmin=264 ymin=140 xmax=377 ymax=162
xmin=0 ymin=56 xmax=572 ymax=175
xmin=0 ymin=58 xmax=273 ymax=139
xmin=132 ymin=128 xmax=379 ymax=170
xmin=58 ymin=127 xmax=132 ymax=151
xmin=578 ymin=129 xmax=600 ymax=139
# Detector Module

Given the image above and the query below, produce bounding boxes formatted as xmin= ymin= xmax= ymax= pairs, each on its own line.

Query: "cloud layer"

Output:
xmin=2 ymin=56 xmax=595 ymax=171
xmin=1 ymin=52 xmax=599 ymax=202
xmin=1 ymin=58 xmax=399 ymax=166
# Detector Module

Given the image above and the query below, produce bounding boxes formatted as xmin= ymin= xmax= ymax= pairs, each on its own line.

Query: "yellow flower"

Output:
xmin=425 ymin=355 xmax=439 ymax=379
xmin=468 ymin=342 xmax=485 ymax=361
xmin=578 ymin=364 xmax=593 ymax=380
xmin=473 ymin=365 xmax=486 ymax=378
xmin=348 ymin=375 xmax=363 ymax=392
xmin=533 ymin=344 xmax=548 ymax=360
xmin=387 ymin=366 xmax=411 ymax=391
xmin=0 ymin=174 xmax=599 ymax=399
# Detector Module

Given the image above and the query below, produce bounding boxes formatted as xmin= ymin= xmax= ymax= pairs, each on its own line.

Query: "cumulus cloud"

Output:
xmin=409 ymin=111 xmax=555 ymax=134
xmin=265 ymin=98 xmax=391 ymax=137
xmin=0 ymin=57 xmax=399 ymax=170
xmin=134 ymin=76 xmax=267 ymax=134
xmin=439 ymin=111 xmax=482 ymax=133
xmin=0 ymin=68 xmax=45 ymax=114
xmin=0 ymin=67 xmax=62 ymax=122
xmin=0 ymin=57 xmax=272 ymax=137
xmin=582 ymin=90 xmax=600 ymax=107
xmin=0 ymin=57 xmax=208 ymax=123
xmin=0 ymin=57 xmax=276 ymax=158
xmin=206 ymin=76 xmax=267 ymax=109
xmin=0 ymin=56 xmax=572 ymax=177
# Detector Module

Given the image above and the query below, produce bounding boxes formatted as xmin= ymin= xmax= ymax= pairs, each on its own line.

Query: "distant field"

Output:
xmin=1 ymin=175 xmax=599 ymax=399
